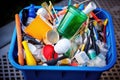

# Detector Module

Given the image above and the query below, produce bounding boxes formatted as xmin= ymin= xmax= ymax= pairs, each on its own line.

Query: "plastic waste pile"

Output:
xmin=15 ymin=1 xmax=109 ymax=67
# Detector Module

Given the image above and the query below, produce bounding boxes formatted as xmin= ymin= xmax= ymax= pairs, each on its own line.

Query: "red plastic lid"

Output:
xmin=42 ymin=45 xmax=58 ymax=61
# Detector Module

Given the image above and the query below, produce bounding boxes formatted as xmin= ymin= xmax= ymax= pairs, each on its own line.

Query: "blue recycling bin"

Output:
xmin=8 ymin=5 xmax=117 ymax=80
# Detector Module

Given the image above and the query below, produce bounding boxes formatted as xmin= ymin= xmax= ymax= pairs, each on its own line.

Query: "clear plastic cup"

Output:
xmin=57 ymin=5 xmax=87 ymax=39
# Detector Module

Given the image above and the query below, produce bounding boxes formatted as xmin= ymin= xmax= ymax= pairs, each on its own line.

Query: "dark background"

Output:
xmin=0 ymin=0 xmax=62 ymax=28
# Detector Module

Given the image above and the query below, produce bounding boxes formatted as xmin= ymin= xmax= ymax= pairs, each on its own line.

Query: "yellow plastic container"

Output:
xmin=24 ymin=15 xmax=52 ymax=41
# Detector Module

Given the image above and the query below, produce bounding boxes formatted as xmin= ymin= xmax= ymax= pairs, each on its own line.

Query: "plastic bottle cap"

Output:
xmin=82 ymin=1 xmax=97 ymax=14
xmin=28 ymin=4 xmax=36 ymax=18
xmin=88 ymin=49 xmax=96 ymax=60
xmin=78 ymin=4 xmax=84 ymax=10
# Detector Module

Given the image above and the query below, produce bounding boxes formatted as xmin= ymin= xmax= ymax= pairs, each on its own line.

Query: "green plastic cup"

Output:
xmin=57 ymin=5 xmax=87 ymax=39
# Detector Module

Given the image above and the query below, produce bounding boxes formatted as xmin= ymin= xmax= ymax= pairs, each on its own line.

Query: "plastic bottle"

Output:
xmin=74 ymin=51 xmax=90 ymax=65
xmin=26 ymin=4 xmax=36 ymax=25
xmin=22 ymin=41 xmax=37 ymax=66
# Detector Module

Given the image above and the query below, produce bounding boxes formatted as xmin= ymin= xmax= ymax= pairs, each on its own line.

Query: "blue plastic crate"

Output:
xmin=8 ymin=6 xmax=117 ymax=80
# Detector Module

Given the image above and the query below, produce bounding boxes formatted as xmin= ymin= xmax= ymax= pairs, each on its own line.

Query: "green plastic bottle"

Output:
xmin=57 ymin=5 xmax=87 ymax=39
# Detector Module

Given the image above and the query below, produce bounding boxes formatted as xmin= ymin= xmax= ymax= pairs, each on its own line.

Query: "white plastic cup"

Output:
xmin=43 ymin=30 xmax=59 ymax=44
